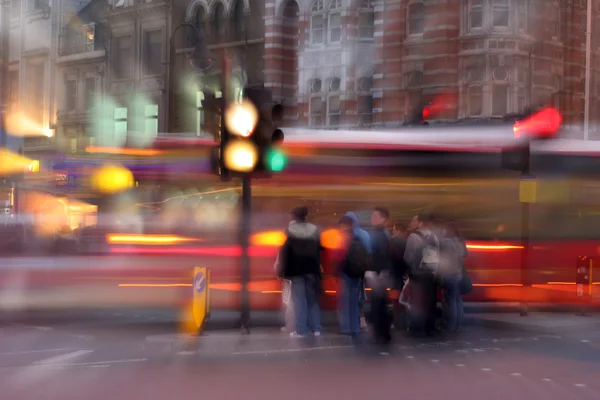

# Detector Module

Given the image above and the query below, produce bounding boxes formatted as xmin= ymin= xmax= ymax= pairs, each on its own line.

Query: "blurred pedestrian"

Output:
xmin=390 ymin=222 xmax=410 ymax=331
xmin=342 ymin=212 xmax=371 ymax=331
xmin=274 ymin=222 xmax=295 ymax=333
xmin=337 ymin=215 xmax=368 ymax=338
xmin=368 ymin=207 xmax=394 ymax=344
xmin=279 ymin=207 xmax=323 ymax=338
xmin=404 ymin=212 xmax=440 ymax=336
xmin=438 ymin=220 xmax=468 ymax=332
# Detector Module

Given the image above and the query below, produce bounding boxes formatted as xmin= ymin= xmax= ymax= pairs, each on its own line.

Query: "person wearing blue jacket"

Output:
xmin=338 ymin=212 xmax=371 ymax=336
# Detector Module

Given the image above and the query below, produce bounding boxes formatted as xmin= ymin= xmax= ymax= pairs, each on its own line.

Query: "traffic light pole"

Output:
xmin=240 ymin=174 xmax=251 ymax=333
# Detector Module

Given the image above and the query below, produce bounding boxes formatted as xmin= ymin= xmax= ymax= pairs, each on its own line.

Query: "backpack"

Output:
xmin=413 ymin=231 xmax=440 ymax=274
xmin=344 ymin=236 xmax=369 ymax=278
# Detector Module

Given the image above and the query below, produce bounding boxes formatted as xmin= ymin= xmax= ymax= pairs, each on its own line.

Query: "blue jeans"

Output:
xmin=339 ymin=274 xmax=362 ymax=335
xmin=442 ymin=274 xmax=463 ymax=332
xmin=291 ymin=275 xmax=321 ymax=335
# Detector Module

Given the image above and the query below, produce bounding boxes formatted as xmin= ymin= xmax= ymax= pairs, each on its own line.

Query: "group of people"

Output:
xmin=275 ymin=206 xmax=471 ymax=342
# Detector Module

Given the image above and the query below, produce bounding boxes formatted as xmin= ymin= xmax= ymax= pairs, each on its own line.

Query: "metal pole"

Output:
xmin=520 ymin=143 xmax=531 ymax=317
xmin=240 ymin=174 xmax=251 ymax=333
xmin=1 ymin=0 xmax=10 ymax=148
xmin=583 ymin=0 xmax=592 ymax=140
xmin=168 ymin=36 xmax=175 ymax=134
xmin=527 ymin=52 xmax=533 ymax=108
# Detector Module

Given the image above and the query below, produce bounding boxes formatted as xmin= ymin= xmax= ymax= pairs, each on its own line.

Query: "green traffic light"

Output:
xmin=266 ymin=148 xmax=287 ymax=172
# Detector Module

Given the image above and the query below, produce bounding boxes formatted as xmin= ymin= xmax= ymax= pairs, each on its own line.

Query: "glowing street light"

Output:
xmin=224 ymin=100 xmax=258 ymax=137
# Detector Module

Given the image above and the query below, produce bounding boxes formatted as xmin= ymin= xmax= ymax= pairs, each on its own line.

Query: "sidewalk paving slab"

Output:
xmin=464 ymin=312 xmax=600 ymax=335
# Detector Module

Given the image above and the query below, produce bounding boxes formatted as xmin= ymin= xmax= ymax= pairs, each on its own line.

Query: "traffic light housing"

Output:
xmin=211 ymin=87 xmax=286 ymax=177
xmin=242 ymin=87 xmax=286 ymax=175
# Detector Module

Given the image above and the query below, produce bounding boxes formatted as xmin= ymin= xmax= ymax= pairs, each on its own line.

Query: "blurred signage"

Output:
xmin=519 ymin=178 xmax=537 ymax=203
xmin=192 ymin=266 xmax=210 ymax=332
xmin=55 ymin=173 xmax=68 ymax=186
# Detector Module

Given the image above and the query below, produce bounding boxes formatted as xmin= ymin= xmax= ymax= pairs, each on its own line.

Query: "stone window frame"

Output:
xmin=308 ymin=78 xmax=324 ymax=127
xmin=326 ymin=76 xmax=342 ymax=126
xmin=491 ymin=0 xmax=509 ymax=30
xmin=358 ymin=0 xmax=374 ymax=40
xmin=328 ymin=0 xmax=342 ymax=44
xmin=310 ymin=0 xmax=326 ymax=45
xmin=64 ymin=77 xmax=78 ymax=113
xmin=466 ymin=85 xmax=483 ymax=117
xmin=407 ymin=1 xmax=425 ymax=36
xmin=467 ymin=0 xmax=484 ymax=32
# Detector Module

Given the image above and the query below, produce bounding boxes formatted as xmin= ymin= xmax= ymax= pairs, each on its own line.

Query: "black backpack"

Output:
xmin=343 ymin=236 xmax=369 ymax=278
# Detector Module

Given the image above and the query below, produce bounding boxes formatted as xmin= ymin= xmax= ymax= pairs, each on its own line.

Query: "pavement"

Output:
xmin=1 ymin=312 xmax=600 ymax=399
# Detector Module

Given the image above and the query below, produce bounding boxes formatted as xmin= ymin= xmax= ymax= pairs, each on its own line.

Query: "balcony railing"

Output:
xmin=58 ymin=25 xmax=106 ymax=57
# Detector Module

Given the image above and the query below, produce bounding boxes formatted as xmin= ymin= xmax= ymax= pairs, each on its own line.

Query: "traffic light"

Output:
xmin=501 ymin=107 xmax=562 ymax=172
xmin=211 ymin=87 xmax=286 ymax=177
xmin=407 ymin=104 xmax=431 ymax=125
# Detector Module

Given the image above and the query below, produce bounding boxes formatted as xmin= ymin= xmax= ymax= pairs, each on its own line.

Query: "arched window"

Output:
xmin=310 ymin=0 xmax=324 ymax=44
xmin=191 ymin=6 xmax=207 ymax=47
xmin=358 ymin=0 xmax=374 ymax=39
xmin=195 ymin=6 xmax=205 ymax=31
xmin=328 ymin=0 xmax=342 ymax=43
xmin=212 ymin=2 xmax=226 ymax=41
xmin=232 ymin=0 xmax=245 ymax=41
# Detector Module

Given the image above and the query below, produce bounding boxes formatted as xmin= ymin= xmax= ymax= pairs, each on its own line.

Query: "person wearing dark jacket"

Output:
xmin=366 ymin=207 xmax=393 ymax=344
xmin=279 ymin=207 xmax=322 ymax=338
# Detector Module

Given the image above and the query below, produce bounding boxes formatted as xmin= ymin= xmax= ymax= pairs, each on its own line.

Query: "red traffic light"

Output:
xmin=513 ymin=107 xmax=562 ymax=139
xmin=422 ymin=106 xmax=431 ymax=120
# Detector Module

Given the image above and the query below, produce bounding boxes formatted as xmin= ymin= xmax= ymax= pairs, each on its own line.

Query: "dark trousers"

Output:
xmin=411 ymin=273 xmax=437 ymax=335
xmin=369 ymin=284 xmax=391 ymax=343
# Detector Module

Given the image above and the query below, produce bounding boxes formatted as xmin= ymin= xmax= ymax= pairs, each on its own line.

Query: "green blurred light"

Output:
xmin=266 ymin=148 xmax=287 ymax=172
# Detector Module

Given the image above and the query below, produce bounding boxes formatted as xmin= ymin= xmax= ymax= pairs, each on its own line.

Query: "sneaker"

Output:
xmin=280 ymin=327 xmax=288 ymax=333
xmin=290 ymin=331 xmax=306 ymax=338
xmin=313 ymin=331 xmax=321 ymax=337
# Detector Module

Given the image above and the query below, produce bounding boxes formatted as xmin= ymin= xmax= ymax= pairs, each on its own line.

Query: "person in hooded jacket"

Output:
xmin=340 ymin=212 xmax=371 ymax=333
xmin=279 ymin=207 xmax=323 ymax=337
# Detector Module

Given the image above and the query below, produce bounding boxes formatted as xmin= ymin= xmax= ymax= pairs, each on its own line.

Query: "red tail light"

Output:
xmin=513 ymin=107 xmax=562 ymax=139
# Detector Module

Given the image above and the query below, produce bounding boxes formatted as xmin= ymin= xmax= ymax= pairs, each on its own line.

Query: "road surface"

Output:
xmin=1 ymin=313 xmax=600 ymax=399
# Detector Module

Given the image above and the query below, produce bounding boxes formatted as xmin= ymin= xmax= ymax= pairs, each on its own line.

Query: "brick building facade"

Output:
xmin=264 ymin=0 xmax=600 ymax=131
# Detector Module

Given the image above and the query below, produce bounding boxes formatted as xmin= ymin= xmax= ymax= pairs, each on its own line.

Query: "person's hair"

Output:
xmin=393 ymin=222 xmax=407 ymax=233
xmin=291 ymin=206 xmax=308 ymax=222
xmin=416 ymin=212 xmax=434 ymax=225
xmin=338 ymin=215 xmax=354 ymax=228
xmin=374 ymin=207 xmax=389 ymax=220
xmin=444 ymin=219 xmax=462 ymax=239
